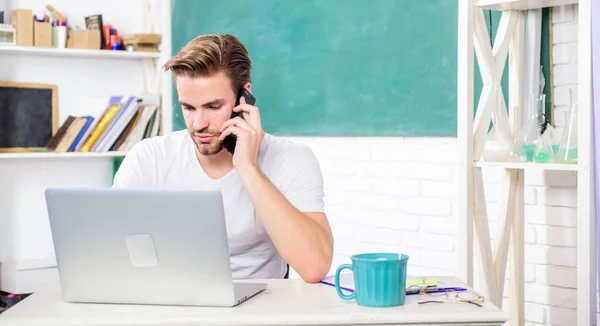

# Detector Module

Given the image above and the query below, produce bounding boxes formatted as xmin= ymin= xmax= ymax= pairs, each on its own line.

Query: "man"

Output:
xmin=112 ymin=34 xmax=333 ymax=283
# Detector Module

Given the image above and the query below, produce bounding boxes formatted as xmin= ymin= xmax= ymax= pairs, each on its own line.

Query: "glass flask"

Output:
xmin=508 ymin=107 xmax=527 ymax=161
xmin=532 ymin=114 xmax=556 ymax=163
xmin=481 ymin=86 xmax=515 ymax=162
xmin=556 ymin=102 xmax=578 ymax=164
xmin=514 ymin=93 xmax=557 ymax=161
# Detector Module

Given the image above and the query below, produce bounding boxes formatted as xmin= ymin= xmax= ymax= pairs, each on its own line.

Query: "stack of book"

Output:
xmin=46 ymin=95 xmax=160 ymax=153
xmin=121 ymin=34 xmax=161 ymax=52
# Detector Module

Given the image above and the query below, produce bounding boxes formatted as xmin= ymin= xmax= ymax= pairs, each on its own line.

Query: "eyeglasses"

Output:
xmin=416 ymin=286 xmax=485 ymax=307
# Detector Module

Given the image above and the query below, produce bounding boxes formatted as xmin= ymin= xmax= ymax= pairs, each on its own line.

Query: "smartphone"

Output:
xmin=222 ymin=88 xmax=256 ymax=154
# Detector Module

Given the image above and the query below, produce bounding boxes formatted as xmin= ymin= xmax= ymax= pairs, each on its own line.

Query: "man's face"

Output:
xmin=176 ymin=72 xmax=238 ymax=155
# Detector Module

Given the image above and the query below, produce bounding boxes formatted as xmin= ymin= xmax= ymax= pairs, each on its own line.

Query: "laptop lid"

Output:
xmin=45 ymin=187 xmax=238 ymax=306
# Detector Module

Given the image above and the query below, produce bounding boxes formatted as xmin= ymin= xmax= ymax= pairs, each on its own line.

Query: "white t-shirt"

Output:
xmin=112 ymin=130 xmax=325 ymax=279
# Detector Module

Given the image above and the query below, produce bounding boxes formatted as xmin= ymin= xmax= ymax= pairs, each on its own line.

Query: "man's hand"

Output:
xmin=219 ymin=96 xmax=265 ymax=170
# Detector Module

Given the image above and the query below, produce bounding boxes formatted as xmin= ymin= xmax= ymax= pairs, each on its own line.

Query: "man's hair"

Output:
xmin=163 ymin=34 xmax=251 ymax=92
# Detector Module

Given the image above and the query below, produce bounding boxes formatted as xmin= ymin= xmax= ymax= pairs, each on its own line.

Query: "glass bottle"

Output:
xmin=481 ymin=86 xmax=515 ymax=162
xmin=508 ymin=106 xmax=527 ymax=161
xmin=532 ymin=114 xmax=556 ymax=163
xmin=514 ymin=93 xmax=557 ymax=161
xmin=556 ymin=102 xmax=578 ymax=164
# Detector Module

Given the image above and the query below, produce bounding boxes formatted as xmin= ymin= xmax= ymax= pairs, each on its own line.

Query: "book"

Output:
xmin=54 ymin=117 xmax=87 ymax=152
xmin=110 ymin=107 xmax=142 ymax=151
xmin=74 ymin=101 xmax=114 ymax=152
xmin=79 ymin=101 xmax=120 ymax=152
xmin=68 ymin=116 xmax=94 ymax=152
xmin=117 ymin=104 xmax=157 ymax=152
xmin=92 ymin=96 xmax=137 ymax=152
xmin=45 ymin=116 xmax=75 ymax=150
xmin=45 ymin=94 xmax=161 ymax=153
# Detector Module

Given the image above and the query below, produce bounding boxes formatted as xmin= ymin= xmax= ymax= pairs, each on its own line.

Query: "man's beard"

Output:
xmin=190 ymin=128 xmax=223 ymax=156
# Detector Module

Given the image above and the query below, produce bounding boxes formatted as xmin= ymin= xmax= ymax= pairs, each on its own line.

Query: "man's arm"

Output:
xmin=237 ymin=162 xmax=333 ymax=283
xmin=219 ymin=97 xmax=333 ymax=283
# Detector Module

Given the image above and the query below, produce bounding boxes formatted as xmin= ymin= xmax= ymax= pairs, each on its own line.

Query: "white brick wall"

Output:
xmin=286 ymin=136 xmax=458 ymax=277
xmin=285 ymin=4 xmax=580 ymax=325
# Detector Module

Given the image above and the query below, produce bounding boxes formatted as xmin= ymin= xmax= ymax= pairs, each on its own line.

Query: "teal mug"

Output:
xmin=335 ymin=253 xmax=409 ymax=307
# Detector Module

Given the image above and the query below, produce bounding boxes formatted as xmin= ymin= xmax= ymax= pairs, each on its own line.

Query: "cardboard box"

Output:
xmin=67 ymin=29 xmax=100 ymax=50
xmin=33 ymin=21 xmax=51 ymax=47
xmin=10 ymin=9 xmax=33 ymax=46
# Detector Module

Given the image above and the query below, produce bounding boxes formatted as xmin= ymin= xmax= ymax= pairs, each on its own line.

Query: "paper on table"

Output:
xmin=320 ymin=273 xmax=438 ymax=291
xmin=320 ymin=273 xmax=355 ymax=291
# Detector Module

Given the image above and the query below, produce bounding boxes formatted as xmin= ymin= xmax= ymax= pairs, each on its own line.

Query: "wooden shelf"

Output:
xmin=474 ymin=161 xmax=578 ymax=171
xmin=0 ymin=151 xmax=127 ymax=159
xmin=0 ymin=45 xmax=161 ymax=59
xmin=476 ymin=0 xmax=578 ymax=10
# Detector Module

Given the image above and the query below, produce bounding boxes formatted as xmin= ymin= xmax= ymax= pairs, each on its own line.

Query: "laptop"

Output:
xmin=44 ymin=187 xmax=266 ymax=307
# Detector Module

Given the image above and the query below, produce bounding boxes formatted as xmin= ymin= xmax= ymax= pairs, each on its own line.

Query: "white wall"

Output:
xmin=287 ymin=4 xmax=580 ymax=325
xmin=290 ymin=136 xmax=458 ymax=278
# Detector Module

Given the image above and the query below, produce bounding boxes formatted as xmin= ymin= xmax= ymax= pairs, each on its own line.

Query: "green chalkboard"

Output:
xmin=171 ymin=0 xmax=459 ymax=136
xmin=170 ymin=0 xmax=552 ymax=137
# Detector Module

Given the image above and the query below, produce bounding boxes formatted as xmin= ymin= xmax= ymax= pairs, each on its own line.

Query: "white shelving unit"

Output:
xmin=475 ymin=0 xmax=578 ymax=10
xmin=457 ymin=0 xmax=594 ymax=325
xmin=0 ymin=45 xmax=162 ymax=59
xmin=473 ymin=161 xmax=579 ymax=171
xmin=0 ymin=0 xmax=173 ymax=294
xmin=0 ymin=152 xmax=128 ymax=159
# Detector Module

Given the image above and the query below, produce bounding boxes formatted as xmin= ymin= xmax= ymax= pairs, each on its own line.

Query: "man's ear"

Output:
xmin=244 ymin=82 xmax=252 ymax=93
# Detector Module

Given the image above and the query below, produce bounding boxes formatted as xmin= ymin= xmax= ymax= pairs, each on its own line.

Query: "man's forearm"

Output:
xmin=237 ymin=164 xmax=333 ymax=283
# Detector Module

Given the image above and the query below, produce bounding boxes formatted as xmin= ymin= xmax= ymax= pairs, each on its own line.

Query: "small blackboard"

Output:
xmin=0 ymin=82 xmax=57 ymax=152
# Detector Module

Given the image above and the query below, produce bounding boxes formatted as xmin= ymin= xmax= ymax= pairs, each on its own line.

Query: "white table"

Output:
xmin=0 ymin=276 xmax=507 ymax=326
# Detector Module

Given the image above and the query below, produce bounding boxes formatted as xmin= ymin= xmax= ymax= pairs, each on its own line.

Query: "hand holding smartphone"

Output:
xmin=221 ymin=88 xmax=256 ymax=154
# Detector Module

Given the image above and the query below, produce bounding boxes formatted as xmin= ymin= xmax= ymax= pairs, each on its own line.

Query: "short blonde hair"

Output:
xmin=163 ymin=34 xmax=252 ymax=92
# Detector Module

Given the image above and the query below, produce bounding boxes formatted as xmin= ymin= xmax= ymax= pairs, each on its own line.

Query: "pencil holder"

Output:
xmin=53 ymin=26 xmax=66 ymax=48
xmin=10 ymin=9 xmax=33 ymax=46
xmin=34 ymin=21 xmax=52 ymax=47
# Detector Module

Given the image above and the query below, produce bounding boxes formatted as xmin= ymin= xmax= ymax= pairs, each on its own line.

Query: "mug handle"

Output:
xmin=335 ymin=264 xmax=356 ymax=300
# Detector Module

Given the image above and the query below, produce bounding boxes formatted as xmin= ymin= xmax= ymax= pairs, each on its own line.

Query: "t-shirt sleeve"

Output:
xmin=112 ymin=140 xmax=157 ymax=188
xmin=281 ymin=147 xmax=325 ymax=213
